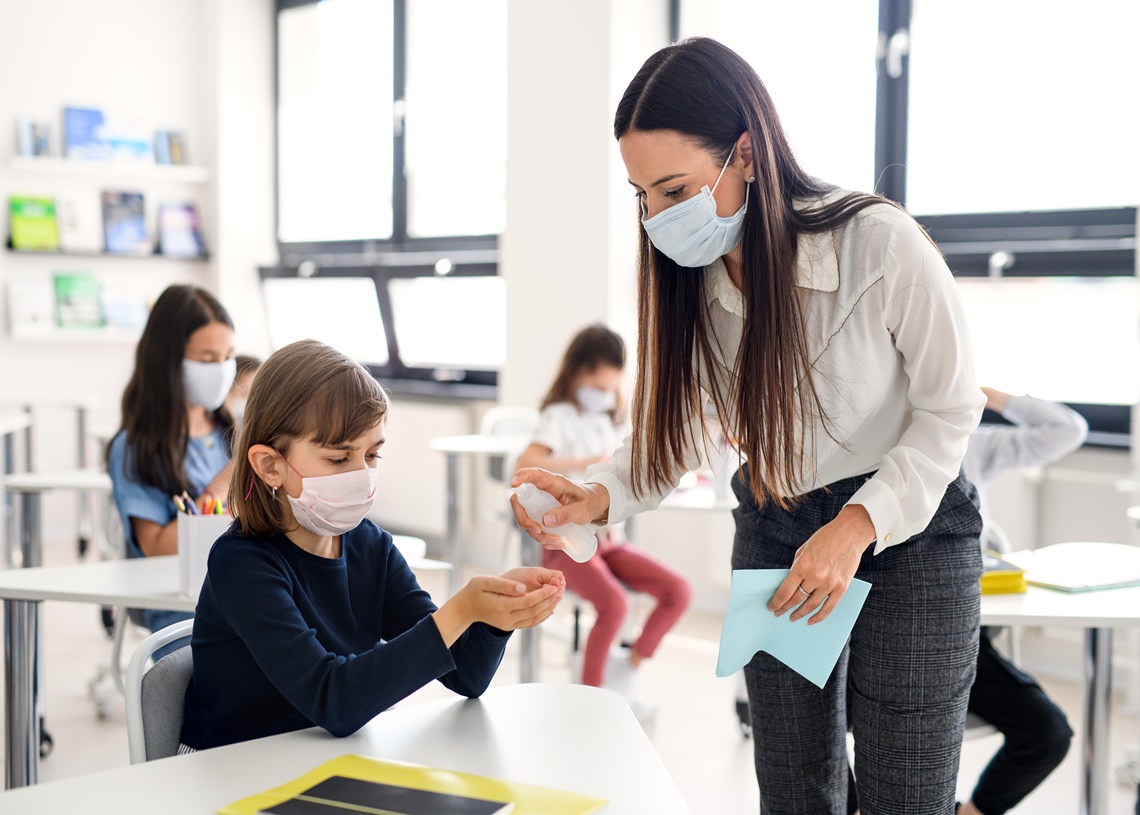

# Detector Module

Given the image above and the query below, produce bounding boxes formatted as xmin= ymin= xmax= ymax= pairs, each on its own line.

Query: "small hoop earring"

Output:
xmin=271 ymin=486 xmax=277 ymax=499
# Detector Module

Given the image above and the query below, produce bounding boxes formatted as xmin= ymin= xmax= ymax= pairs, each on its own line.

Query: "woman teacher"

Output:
xmin=512 ymin=37 xmax=984 ymax=815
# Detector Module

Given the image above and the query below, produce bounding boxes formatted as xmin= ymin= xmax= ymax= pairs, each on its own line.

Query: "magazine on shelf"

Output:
xmin=102 ymin=191 xmax=150 ymax=255
xmin=53 ymin=272 xmax=103 ymax=329
xmin=154 ymin=130 xmax=188 ymax=165
xmin=157 ymin=203 xmax=206 ymax=258
xmin=16 ymin=118 xmax=55 ymax=157
xmin=8 ymin=195 xmax=60 ymax=252
xmin=57 ymin=193 xmax=104 ymax=253
xmin=63 ymin=106 xmax=110 ymax=161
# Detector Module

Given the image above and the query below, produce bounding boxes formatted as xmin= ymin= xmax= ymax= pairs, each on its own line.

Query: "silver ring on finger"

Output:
xmin=797 ymin=584 xmax=811 ymax=597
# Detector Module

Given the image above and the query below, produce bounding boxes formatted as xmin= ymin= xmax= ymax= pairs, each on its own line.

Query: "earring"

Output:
xmin=271 ymin=486 xmax=277 ymax=499
xmin=747 ymin=175 xmax=756 ymax=183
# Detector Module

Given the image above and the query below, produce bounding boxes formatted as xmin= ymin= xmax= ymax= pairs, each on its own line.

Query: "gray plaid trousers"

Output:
xmin=731 ymin=468 xmax=983 ymax=815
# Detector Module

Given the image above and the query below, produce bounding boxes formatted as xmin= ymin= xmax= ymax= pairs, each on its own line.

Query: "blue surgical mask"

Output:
xmin=576 ymin=386 xmax=616 ymax=414
xmin=641 ymin=145 xmax=748 ymax=268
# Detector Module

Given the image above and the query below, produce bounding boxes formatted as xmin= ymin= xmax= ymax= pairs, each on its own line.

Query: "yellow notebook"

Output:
xmin=980 ymin=551 xmax=1027 ymax=595
xmin=218 ymin=754 xmax=607 ymax=815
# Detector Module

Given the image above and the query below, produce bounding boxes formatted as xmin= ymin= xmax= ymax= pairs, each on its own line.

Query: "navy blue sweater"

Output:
xmin=180 ymin=520 xmax=510 ymax=750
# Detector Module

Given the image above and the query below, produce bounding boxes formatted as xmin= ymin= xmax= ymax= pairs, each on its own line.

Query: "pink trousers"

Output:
xmin=543 ymin=535 xmax=692 ymax=687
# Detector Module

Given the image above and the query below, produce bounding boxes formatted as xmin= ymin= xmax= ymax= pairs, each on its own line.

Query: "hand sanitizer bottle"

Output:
xmin=512 ymin=483 xmax=598 ymax=563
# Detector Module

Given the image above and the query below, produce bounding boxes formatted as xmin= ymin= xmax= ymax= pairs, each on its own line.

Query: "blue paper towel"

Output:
xmin=716 ymin=569 xmax=871 ymax=688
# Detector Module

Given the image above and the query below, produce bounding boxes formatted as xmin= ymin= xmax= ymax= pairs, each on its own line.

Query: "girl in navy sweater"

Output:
xmin=180 ymin=340 xmax=564 ymax=750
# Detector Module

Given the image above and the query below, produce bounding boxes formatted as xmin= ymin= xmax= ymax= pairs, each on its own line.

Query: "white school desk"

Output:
xmin=1 ymin=469 xmax=113 ymax=569
xmin=0 ymin=545 xmax=449 ymax=791
xmin=0 ymin=396 xmax=100 ymax=559
xmin=428 ymin=433 xmax=539 ymax=684
xmin=0 ymin=682 xmax=690 ymax=814
xmin=980 ymin=583 xmax=1140 ymax=815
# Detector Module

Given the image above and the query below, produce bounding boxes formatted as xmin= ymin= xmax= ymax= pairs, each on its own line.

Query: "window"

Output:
xmin=906 ymin=0 xmax=1140 ymax=216
xmin=259 ymin=264 xmax=501 ymax=399
xmin=275 ymin=0 xmax=506 ymax=252
xmin=677 ymin=0 xmax=879 ymax=195
xmin=277 ymin=0 xmax=394 ymax=243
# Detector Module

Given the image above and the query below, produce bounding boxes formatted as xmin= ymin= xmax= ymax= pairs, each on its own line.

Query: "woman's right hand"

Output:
xmin=509 ymin=467 xmax=611 ymax=548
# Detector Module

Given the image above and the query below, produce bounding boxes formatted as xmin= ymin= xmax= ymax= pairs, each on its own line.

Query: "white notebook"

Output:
xmin=1002 ymin=542 xmax=1140 ymax=592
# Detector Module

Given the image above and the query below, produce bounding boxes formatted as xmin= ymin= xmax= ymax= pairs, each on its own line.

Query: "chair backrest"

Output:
xmin=480 ymin=406 xmax=540 ymax=483
xmin=125 ymin=619 xmax=195 ymax=764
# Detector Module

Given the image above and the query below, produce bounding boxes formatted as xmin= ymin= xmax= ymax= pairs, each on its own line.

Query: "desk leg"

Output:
xmin=76 ymin=407 xmax=93 ymax=557
xmin=19 ymin=492 xmax=42 ymax=569
xmin=4 ymin=598 xmax=40 ymax=788
xmin=444 ymin=452 xmax=460 ymax=598
xmin=3 ymin=433 xmax=13 ymax=569
xmin=519 ymin=532 xmax=538 ymax=684
xmin=1081 ymin=627 xmax=1113 ymax=815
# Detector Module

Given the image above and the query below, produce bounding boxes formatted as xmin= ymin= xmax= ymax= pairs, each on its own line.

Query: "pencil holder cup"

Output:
xmin=178 ymin=514 xmax=232 ymax=597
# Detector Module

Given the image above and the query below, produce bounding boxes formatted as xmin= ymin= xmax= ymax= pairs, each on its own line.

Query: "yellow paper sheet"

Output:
xmin=218 ymin=754 xmax=608 ymax=815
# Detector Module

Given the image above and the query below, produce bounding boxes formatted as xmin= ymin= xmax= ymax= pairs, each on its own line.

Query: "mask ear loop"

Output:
xmin=245 ymin=474 xmax=278 ymax=501
xmin=709 ymin=143 xmax=737 ymax=197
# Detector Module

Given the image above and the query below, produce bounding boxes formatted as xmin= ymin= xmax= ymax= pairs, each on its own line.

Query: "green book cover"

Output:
xmin=53 ymin=273 xmax=104 ymax=329
xmin=9 ymin=196 xmax=60 ymax=251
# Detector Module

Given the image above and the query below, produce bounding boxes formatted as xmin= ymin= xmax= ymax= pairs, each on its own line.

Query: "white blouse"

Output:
xmin=586 ymin=191 xmax=985 ymax=555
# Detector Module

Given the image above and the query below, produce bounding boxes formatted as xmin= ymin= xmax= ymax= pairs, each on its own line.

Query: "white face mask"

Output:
xmin=640 ymin=144 xmax=749 ymax=268
xmin=281 ymin=455 xmax=379 ymax=538
xmin=183 ymin=358 xmax=237 ymax=411
xmin=576 ymin=386 xmax=616 ymax=414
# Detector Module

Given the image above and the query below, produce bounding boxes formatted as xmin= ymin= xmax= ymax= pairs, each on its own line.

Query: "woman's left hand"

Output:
xmin=768 ymin=505 xmax=876 ymax=625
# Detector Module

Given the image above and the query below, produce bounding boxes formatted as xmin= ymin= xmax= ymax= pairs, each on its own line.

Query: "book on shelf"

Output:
xmin=154 ymin=130 xmax=188 ymax=165
xmin=980 ymin=550 xmax=1027 ymax=595
xmin=219 ymin=754 xmax=607 ymax=815
xmin=53 ymin=273 xmax=103 ymax=329
xmin=157 ymin=202 xmax=206 ymax=258
xmin=16 ymin=118 xmax=55 ymax=157
xmin=6 ymin=277 xmax=57 ymax=337
xmin=57 ymin=193 xmax=104 ymax=253
xmin=101 ymin=190 xmax=150 ymax=255
xmin=8 ymin=195 xmax=60 ymax=252
xmin=63 ymin=106 xmax=110 ymax=161
xmin=105 ymin=117 xmax=153 ymax=164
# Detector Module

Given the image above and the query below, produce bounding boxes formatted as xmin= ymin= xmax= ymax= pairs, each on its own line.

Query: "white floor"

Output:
xmin=3 ymin=541 xmax=1140 ymax=814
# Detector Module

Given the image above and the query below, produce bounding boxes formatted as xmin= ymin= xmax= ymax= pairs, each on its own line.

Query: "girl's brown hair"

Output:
xmin=228 ymin=340 xmax=389 ymax=535
xmin=539 ymin=324 xmax=626 ymax=421
xmin=614 ymin=37 xmax=895 ymax=509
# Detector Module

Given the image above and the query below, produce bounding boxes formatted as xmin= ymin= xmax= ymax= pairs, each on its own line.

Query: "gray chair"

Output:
xmin=125 ymin=619 xmax=194 ymax=763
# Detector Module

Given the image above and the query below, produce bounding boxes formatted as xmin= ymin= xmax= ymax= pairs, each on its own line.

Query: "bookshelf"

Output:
xmin=8 ymin=156 xmax=210 ymax=184
xmin=3 ymin=155 xmax=214 ymax=343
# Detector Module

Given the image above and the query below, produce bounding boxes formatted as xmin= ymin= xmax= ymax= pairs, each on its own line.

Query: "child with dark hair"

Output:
xmin=107 ymin=285 xmax=237 ymax=655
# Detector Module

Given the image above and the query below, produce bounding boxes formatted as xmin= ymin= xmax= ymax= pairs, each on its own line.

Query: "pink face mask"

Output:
xmin=278 ymin=453 xmax=379 ymax=538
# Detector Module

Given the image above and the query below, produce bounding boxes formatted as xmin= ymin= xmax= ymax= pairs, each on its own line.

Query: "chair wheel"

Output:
xmin=39 ymin=724 xmax=53 ymax=758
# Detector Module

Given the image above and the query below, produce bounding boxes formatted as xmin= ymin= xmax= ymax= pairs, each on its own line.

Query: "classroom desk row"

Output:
xmin=0 ymin=682 xmax=687 ymax=814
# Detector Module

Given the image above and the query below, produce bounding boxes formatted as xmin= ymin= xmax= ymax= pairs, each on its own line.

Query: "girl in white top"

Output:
xmin=512 ymin=38 xmax=984 ymax=814
xmin=516 ymin=325 xmax=691 ymax=701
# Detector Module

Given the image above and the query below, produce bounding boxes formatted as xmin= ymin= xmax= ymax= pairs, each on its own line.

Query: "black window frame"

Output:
xmin=273 ymin=0 xmax=500 ymax=264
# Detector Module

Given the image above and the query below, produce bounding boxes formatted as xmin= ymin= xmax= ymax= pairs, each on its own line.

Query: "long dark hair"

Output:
xmin=114 ymin=285 xmax=234 ymax=495
xmin=615 ymin=37 xmax=893 ymax=509
xmin=540 ymin=323 xmax=626 ymax=421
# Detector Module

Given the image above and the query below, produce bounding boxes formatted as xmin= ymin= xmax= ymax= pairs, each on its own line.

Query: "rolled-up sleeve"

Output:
xmin=848 ymin=217 xmax=985 ymax=554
